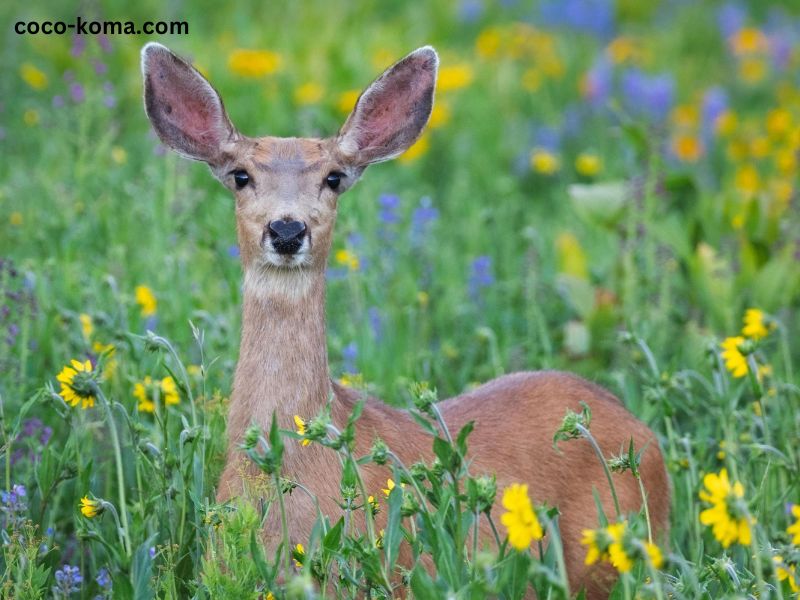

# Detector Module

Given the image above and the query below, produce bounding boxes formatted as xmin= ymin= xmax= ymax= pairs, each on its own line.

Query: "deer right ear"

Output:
xmin=141 ymin=43 xmax=237 ymax=164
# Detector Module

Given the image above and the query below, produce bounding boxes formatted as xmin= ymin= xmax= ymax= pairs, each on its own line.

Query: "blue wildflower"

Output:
xmin=621 ymin=69 xmax=675 ymax=121
xmin=53 ymin=565 xmax=82 ymax=597
xmin=342 ymin=342 xmax=358 ymax=374
xmin=378 ymin=194 xmax=401 ymax=225
xmin=368 ymin=307 xmax=383 ymax=342
xmin=469 ymin=256 xmax=495 ymax=300
xmin=717 ymin=2 xmax=747 ymax=38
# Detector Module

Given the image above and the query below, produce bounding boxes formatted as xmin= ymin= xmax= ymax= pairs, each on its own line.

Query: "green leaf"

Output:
xmin=384 ymin=481 xmax=403 ymax=572
xmin=132 ymin=534 xmax=158 ymax=600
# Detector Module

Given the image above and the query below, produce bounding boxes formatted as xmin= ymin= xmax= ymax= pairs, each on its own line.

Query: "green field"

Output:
xmin=2 ymin=0 xmax=800 ymax=597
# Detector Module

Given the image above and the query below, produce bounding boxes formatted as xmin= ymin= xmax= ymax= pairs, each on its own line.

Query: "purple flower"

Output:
xmin=701 ymin=87 xmax=728 ymax=139
xmin=532 ymin=125 xmax=561 ymax=151
xmin=93 ymin=60 xmax=108 ymax=76
xmin=717 ymin=2 xmax=747 ymax=38
xmin=69 ymin=83 xmax=85 ymax=104
xmin=540 ymin=0 xmax=615 ymax=39
xmin=368 ymin=307 xmax=383 ymax=342
xmin=227 ymin=245 xmax=240 ymax=258
xmin=583 ymin=57 xmax=613 ymax=108
xmin=469 ymin=256 xmax=494 ymax=299
xmin=54 ymin=565 xmax=82 ymax=595
xmin=620 ymin=69 xmax=674 ymax=122
xmin=70 ymin=35 xmax=86 ymax=58
xmin=98 ymin=34 xmax=112 ymax=53
xmin=378 ymin=194 xmax=401 ymax=224
xmin=96 ymin=568 xmax=112 ymax=589
xmin=103 ymin=95 xmax=116 ymax=109
xmin=52 ymin=95 xmax=65 ymax=109
xmin=410 ymin=196 xmax=439 ymax=246
xmin=149 ymin=546 xmax=157 ymax=559
xmin=342 ymin=342 xmax=358 ymax=373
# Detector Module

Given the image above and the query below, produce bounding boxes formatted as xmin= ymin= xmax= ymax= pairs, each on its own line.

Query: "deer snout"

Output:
xmin=266 ymin=219 xmax=307 ymax=255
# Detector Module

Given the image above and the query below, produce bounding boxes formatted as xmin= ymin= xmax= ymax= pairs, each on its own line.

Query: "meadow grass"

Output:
xmin=1 ymin=0 xmax=800 ymax=597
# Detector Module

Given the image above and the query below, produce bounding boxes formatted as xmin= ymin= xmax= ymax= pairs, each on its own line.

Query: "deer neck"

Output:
xmin=228 ymin=267 xmax=331 ymax=448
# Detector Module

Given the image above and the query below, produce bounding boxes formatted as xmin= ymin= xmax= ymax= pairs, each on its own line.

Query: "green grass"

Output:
xmin=1 ymin=0 xmax=799 ymax=598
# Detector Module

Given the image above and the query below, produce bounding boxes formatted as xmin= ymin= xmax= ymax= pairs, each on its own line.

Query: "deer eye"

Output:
xmin=325 ymin=171 xmax=343 ymax=191
xmin=232 ymin=170 xmax=250 ymax=189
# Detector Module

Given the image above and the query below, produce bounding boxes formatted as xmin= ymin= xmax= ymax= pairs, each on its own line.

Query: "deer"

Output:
xmin=141 ymin=42 xmax=670 ymax=598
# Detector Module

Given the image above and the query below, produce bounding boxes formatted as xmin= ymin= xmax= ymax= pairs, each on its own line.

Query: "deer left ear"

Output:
xmin=337 ymin=47 xmax=438 ymax=166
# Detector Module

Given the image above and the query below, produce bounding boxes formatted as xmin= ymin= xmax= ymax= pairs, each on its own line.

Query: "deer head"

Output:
xmin=141 ymin=43 xmax=438 ymax=296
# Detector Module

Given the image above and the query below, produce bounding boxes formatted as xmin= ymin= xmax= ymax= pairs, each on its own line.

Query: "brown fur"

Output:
xmin=141 ymin=43 xmax=670 ymax=598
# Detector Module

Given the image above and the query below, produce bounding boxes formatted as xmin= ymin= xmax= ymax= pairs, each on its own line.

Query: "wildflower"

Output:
xmin=670 ymin=104 xmax=699 ymax=129
xmin=575 ymin=152 xmax=602 ymax=176
xmin=788 ymin=504 xmax=800 ymax=544
xmin=337 ymin=89 xmax=359 ymax=114
xmin=53 ymin=565 xmax=83 ymax=596
xmin=79 ymin=496 xmax=103 ymax=518
xmin=382 ymin=478 xmax=405 ymax=497
xmin=606 ymin=522 xmax=633 ymax=572
xmin=734 ymin=164 xmax=760 ymax=196
xmin=23 ymin=109 xmax=39 ymax=126
xmin=671 ymin=134 xmax=703 ymax=163
xmin=774 ymin=556 xmax=799 ymax=592
xmin=729 ymin=27 xmax=768 ymax=55
xmin=57 ymin=359 xmax=97 ymax=409
xmin=367 ymin=495 xmax=380 ymax=515
xmin=293 ymin=543 xmax=305 ymax=568
xmin=70 ymin=82 xmax=85 ymax=103
xmin=620 ymin=69 xmax=675 ymax=121
xmin=556 ymin=232 xmax=588 ymax=279
xmin=135 ymin=285 xmax=157 ymax=317
xmin=294 ymin=415 xmax=311 ymax=446
xmin=228 ymin=49 xmax=281 ymax=77
xmin=699 ymin=468 xmax=753 ymax=547
xmin=581 ymin=528 xmax=607 ymax=565
xmin=476 ymin=27 xmax=502 ymax=59
xmin=338 ymin=372 xmax=364 ymax=388
xmin=469 ymin=256 xmax=494 ymax=300
xmin=720 ymin=336 xmax=748 ymax=378
xmin=437 ymin=64 xmax=474 ymax=92
xmin=9 ymin=212 xmax=23 ymax=226
xmin=606 ymin=36 xmax=641 ymax=65
xmin=715 ymin=110 xmax=738 ymax=136
xmin=20 ymin=63 xmax=48 ymax=90
xmin=334 ymin=249 xmax=360 ymax=271
xmin=93 ymin=342 xmax=117 ymax=379
xmin=294 ymin=82 xmax=324 ymax=105
xmin=376 ymin=528 xmax=385 ymax=549
xmin=766 ymin=108 xmax=792 ymax=139
xmin=79 ymin=314 xmax=93 ymax=340
xmin=111 ymin=146 xmax=127 ymax=165
xmin=742 ymin=308 xmax=770 ymax=340
xmin=429 ymin=102 xmax=451 ymax=128
xmin=530 ymin=148 xmax=560 ymax=175
xmin=133 ymin=376 xmax=179 ymax=413
xmin=96 ymin=567 xmax=112 ymax=593
xmin=1 ymin=484 xmax=28 ymax=515
xmin=398 ymin=132 xmax=430 ymax=163
xmin=738 ymin=58 xmax=767 ymax=84
xmin=500 ymin=483 xmax=543 ymax=550
xmin=645 ymin=541 xmax=664 ymax=569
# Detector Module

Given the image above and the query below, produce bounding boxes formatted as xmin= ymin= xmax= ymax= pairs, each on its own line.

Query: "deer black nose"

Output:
xmin=267 ymin=219 xmax=307 ymax=255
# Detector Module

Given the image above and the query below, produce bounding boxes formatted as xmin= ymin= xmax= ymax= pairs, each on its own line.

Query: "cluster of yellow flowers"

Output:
xmin=293 ymin=415 xmax=312 ymax=447
xmin=500 ymin=483 xmax=543 ymax=551
xmin=581 ymin=520 xmax=663 ymax=573
xmin=720 ymin=308 xmax=773 ymax=379
xmin=133 ymin=376 xmax=180 ymax=413
xmin=135 ymin=285 xmax=157 ymax=318
xmin=698 ymin=468 xmax=753 ymax=547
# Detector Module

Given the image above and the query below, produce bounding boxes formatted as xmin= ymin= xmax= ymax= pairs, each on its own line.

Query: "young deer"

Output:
xmin=142 ymin=42 xmax=670 ymax=597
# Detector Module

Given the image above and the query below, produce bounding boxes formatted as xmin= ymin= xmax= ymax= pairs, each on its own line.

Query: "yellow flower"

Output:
xmin=293 ymin=543 xmax=305 ymax=568
xmin=23 ymin=109 xmax=40 ymax=127
xmin=500 ymin=483 xmax=543 ymax=551
xmin=530 ymin=148 xmax=560 ymax=175
xmin=9 ymin=212 xmax=23 ymax=227
xmin=575 ymin=152 xmax=602 ymax=176
xmin=265 ymin=593 xmax=276 ymax=600
xmin=338 ymin=372 xmax=364 ymax=388
xmin=398 ymin=132 xmax=430 ymax=163
xmin=337 ymin=89 xmax=360 ymax=114
xmin=742 ymin=308 xmax=770 ymax=340
xmin=20 ymin=63 xmax=48 ymax=90
xmin=734 ymin=164 xmax=760 ymax=196
xmin=606 ymin=36 xmax=641 ymax=65
xmin=729 ymin=27 xmax=768 ymax=55
xmin=699 ymin=468 xmax=752 ymax=548
xmin=367 ymin=495 xmax=379 ymax=515
xmin=749 ymin=136 xmax=770 ymax=159
xmin=79 ymin=314 xmax=93 ymax=341
xmin=294 ymin=415 xmax=311 ymax=446
xmin=294 ymin=82 xmax=324 ymax=105
xmin=376 ymin=528 xmax=385 ymax=549
xmin=93 ymin=341 xmax=117 ymax=379
xmin=721 ymin=336 xmax=748 ymax=378
xmin=111 ymin=146 xmax=128 ymax=165
xmin=56 ymin=359 xmax=96 ymax=409
xmin=437 ymin=64 xmax=474 ymax=92
xmin=606 ymin=522 xmax=634 ymax=573
xmin=738 ymin=58 xmax=767 ymax=84
xmin=715 ymin=111 xmax=738 ymax=136
xmin=581 ymin=528 xmax=606 ymax=565
xmin=555 ymin=232 xmax=588 ymax=279
xmin=79 ymin=496 xmax=103 ymax=518
xmin=774 ymin=556 xmax=799 ymax=593
xmin=334 ymin=249 xmax=360 ymax=271
xmin=227 ymin=49 xmax=282 ymax=78
xmin=382 ymin=478 xmax=404 ymax=497
xmin=670 ymin=104 xmax=699 ymax=129
xmin=788 ymin=504 xmax=800 ymax=545
xmin=766 ymin=108 xmax=792 ymax=139
xmin=135 ymin=285 xmax=157 ymax=317
xmin=644 ymin=541 xmax=663 ymax=569
xmin=671 ymin=134 xmax=703 ymax=163
xmin=476 ymin=27 xmax=502 ymax=59
xmin=133 ymin=376 xmax=179 ymax=413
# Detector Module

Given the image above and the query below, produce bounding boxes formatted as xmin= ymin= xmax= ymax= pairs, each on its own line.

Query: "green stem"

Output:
xmin=636 ymin=475 xmax=653 ymax=544
xmin=577 ymin=424 xmax=621 ymax=518
xmin=274 ymin=472 xmax=291 ymax=578
xmin=94 ymin=385 xmax=132 ymax=558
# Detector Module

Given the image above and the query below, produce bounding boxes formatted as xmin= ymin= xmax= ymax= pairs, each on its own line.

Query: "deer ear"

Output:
xmin=141 ymin=43 xmax=237 ymax=164
xmin=337 ymin=46 xmax=438 ymax=166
